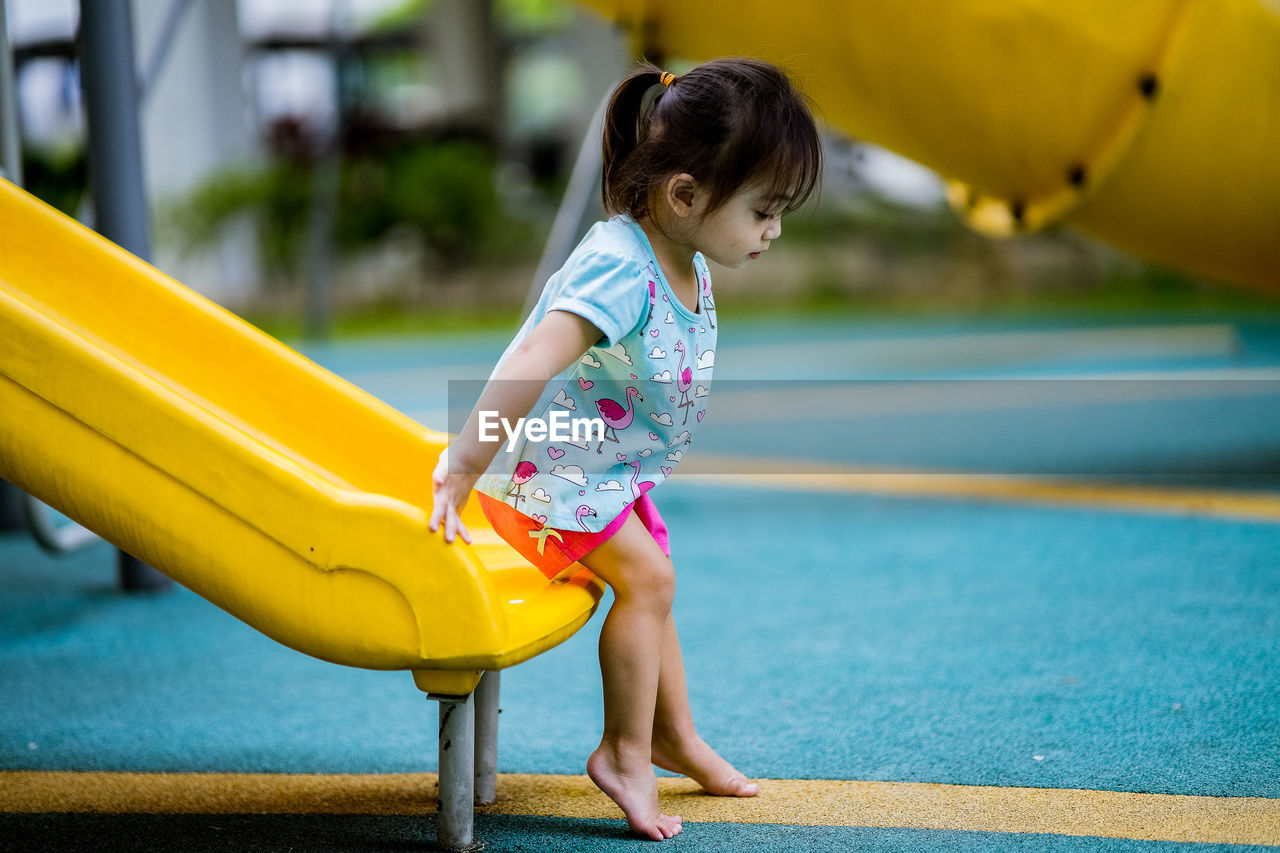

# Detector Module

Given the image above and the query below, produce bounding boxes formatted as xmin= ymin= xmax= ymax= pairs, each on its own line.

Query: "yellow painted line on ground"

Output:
xmin=680 ymin=455 xmax=1280 ymax=523
xmin=1 ymin=772 xmax=1277 ymax=846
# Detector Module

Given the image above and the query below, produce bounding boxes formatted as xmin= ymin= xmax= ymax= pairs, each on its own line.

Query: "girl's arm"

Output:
xmin=430 ymin=310 xmax=604 ymax=544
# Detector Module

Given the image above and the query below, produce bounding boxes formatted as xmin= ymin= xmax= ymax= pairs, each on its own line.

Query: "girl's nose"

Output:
xmin=765 ymin=219 xmax=782 ymax=241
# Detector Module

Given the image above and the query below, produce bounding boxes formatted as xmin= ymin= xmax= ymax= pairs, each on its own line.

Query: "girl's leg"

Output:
xmin=577 ymin=513 xmax=682 ymax=840
xmin=650 ymin=606 xmax=759 ymax=796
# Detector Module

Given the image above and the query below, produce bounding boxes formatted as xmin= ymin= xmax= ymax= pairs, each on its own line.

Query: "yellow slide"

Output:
xmin=582 ymin=0 xmax=1280 ymax=293
xmin=0 ymin=178 xmax=604 ymax=697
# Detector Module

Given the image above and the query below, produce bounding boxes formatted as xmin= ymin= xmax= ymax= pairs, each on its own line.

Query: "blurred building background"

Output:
xmin=4 ymin=0 xmax=1275 ymax=339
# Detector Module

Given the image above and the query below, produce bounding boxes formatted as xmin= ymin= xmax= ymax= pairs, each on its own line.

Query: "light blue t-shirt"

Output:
xmin=475 ymin=217 xmax=718 ymax=532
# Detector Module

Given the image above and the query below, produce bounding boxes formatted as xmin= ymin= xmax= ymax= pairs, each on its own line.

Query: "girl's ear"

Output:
xmin=664 ymin=173 xmax=700 ymax=219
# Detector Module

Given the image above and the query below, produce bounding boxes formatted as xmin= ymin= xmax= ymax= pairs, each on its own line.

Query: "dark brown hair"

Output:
xmin=602 ymin=58 xmax=822 ymax=221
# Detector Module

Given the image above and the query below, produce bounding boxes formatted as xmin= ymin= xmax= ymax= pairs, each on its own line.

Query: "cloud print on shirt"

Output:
xmin=600 ymin=342 xmax=632 ymax=366
xmin=696 ymin=350 xmax=715 ymax=370
xmin=552 ymin=390 xmax=577 ymax=410
xmin=550 ymin=464 xmax=588 ymax=486
xmin=649 ymin=412 xmax=674 ymax=426
xmin=651 ymin=370 xmax=673 ymax=383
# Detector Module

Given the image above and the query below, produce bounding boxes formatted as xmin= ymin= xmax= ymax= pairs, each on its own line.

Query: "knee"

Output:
xmin=619 ymin=557 xmax=675 ymax=614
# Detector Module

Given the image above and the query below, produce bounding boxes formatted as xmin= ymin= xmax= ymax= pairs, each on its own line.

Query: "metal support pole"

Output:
xmin=0 ymin=0 xmax=30 ymax=532
xmin=78 ymin=0 xmax=171 ymax=592
xmin=473 ymin=671 xmax=500 ymax=805
xmin=0 ymin=0 xmax=22 ymax=184
xmin=0 ymin=484 xmax=22 ymax=531
xmin=434 ymin=692 xmax=476 ymax=850
xmin=79 ymin=0 xmax=152 ymax=262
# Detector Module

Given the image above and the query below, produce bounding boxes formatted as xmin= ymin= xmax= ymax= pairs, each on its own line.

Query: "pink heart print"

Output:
xmin=547 ymin=446 xmax=565 ymax=460
xmin=697 ymin=410 xmax=705 ymax=422
xmin=579 ymin=377 xmax=594 ymax=390
xmin=648 ymin=432 xmax=659 ymax=440
xmin=661 ymin=466 xmax=672 ymax=477
xmin=533 ymin=514 xmax=547 ymax=525
xmin=616 ymin=453 xmax=627 ymax=462
xmin=650 ymin=329 xmax=659 ymax=338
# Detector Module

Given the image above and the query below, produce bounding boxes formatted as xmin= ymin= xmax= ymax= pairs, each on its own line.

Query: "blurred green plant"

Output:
xmin=165 ymin=139 xmax=518 ymax=279
xmin=369 ymin=0 xmax=572 ymax=38
xmin=21 ymin=144 xmax=88 ymax=217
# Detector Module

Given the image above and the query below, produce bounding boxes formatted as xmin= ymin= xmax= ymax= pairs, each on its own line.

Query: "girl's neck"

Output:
xmin=637 ymin=216 xmax=698 ymax=294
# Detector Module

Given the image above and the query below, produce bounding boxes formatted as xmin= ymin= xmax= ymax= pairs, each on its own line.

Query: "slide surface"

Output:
xmin=583 ymin=0 xmax=1280 ymax=292
xmin=0 ymin=178 xmax=604 ymax=697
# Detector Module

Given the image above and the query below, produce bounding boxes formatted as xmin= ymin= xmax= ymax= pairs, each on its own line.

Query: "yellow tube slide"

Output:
xmin=0 ymin=179 xmax=603 ymax=696
xmin=582 ymin=0 xmax=1280 ymax=292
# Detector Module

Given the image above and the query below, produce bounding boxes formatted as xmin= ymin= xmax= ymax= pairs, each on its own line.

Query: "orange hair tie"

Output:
xmin=659 ymin=71 xmax=676 ymax=88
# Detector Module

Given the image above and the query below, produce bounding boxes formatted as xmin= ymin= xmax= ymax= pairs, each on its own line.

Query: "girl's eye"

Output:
xmin=755 ymin=210 xmax=779 ymax=221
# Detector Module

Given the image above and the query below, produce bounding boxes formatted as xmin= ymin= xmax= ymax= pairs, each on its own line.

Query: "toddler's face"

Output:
xmin=692 ymin=182 xmax=788 ymax=270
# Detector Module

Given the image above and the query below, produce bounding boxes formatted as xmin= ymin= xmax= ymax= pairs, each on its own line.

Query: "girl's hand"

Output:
xmin=429 ymin=447 xmax=475 ymax=545
xmin=428 ymin=311 xmax=599 ymax=547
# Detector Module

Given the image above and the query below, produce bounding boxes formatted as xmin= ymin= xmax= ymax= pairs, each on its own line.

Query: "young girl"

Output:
xmin=430 ymin=57 xmax=821 ymax=840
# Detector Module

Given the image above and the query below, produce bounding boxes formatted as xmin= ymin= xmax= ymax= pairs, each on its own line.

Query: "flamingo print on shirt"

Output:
xmin=643 ymin=279 xmax=657 ymax=335
xmin=507 ymin=460 xmax=538 ymax=507
xmin=673 ymin=340 xmax=696 ymax=425
xmin=701 ymin=273 xmax=716 ymax=329
xmin=595 ymin=386 xmax=643 ymax=453
xmin=628 ymin=459 xmax=655 ymax=499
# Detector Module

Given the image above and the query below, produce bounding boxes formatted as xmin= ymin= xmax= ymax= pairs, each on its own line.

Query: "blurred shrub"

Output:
xmin=346 ymin=140 xmax=501 ymax=263
xmin=21 ymin=144 xmax=88 ymax=217
xmin=166 ymin=138 xmax=510 ymax=280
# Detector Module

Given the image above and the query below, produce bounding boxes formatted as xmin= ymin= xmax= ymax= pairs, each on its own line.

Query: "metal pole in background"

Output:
xmin=79 ymin=0 xmax=152 ymax=264
xmin=0 ymin=0 xmax=21 ymax=184
xmin=78 ymin=0 xmax=171 ymax=592
xmin=0 ymin=0 xmax=30 ymax=531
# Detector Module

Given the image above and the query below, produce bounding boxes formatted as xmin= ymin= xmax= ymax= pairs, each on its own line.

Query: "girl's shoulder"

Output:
xmin=543 ymin=218 xmax=654 ymax=349
xmin=569 ymin=217 xmax=651 ymax=268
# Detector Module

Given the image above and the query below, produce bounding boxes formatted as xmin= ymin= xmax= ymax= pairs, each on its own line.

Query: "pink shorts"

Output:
xmin=477 ymin=491 xmax=670 ymax=579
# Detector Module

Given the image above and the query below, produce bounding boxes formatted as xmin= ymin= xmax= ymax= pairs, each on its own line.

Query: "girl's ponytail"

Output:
xmin=601 ymin=65 xmax=666 ymax=216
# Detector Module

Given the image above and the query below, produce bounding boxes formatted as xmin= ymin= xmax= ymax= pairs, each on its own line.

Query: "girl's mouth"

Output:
xmin=748 ymin=252 xmax=761 ymax=260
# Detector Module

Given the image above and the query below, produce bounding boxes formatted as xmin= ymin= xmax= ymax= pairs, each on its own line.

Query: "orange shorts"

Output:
xmin=476 ymin=490 xmax=670 ymax=579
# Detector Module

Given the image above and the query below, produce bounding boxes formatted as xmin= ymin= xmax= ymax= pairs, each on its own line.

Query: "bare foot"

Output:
xmin=587 ymin=746 xmax=683 ymax=840
xmin=651 ymin=731 xmax=759 ymax=797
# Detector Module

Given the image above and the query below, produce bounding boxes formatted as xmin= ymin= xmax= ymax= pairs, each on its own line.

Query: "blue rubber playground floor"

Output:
xmin=3 ymin=312 xmax=1280 ymax=851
